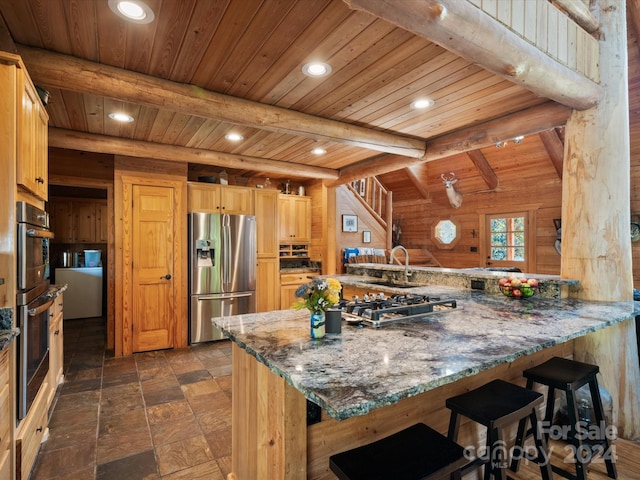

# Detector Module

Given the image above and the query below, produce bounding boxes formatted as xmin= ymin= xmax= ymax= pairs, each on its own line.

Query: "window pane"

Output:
xmin=513 ymin=232 xmax=525 ymax=246
xmin=491 ymin=247 xmax=507 ymax=260
xmin=491 ymin=233 xmax=507 ymax=246
xmin=513 ymin=217 xmax=525 ymax=230
xmin=491 ymin=218 xmax=506 ymax=232
xmin=514 ymin=247 xmax=525 ymax=260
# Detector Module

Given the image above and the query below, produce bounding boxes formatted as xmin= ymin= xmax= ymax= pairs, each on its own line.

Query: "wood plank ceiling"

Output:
xmin=0 ymin=0 xmax=601 ymax=183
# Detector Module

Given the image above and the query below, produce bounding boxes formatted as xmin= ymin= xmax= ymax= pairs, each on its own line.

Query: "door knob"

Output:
xmin=162 ymin=274 xmax=172 ymax=280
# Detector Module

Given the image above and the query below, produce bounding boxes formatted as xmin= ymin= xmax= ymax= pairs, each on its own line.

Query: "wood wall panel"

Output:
xmin=382 ymin=135 xmax=563 ymax=275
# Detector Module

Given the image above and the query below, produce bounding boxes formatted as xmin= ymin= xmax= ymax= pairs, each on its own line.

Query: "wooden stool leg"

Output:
xmin=448 ymin=411 xmax=461 ymax=442
xmin=530 ymin=409 xmax=553 ymax=480
xmin=566 ymin=388 xmax=587 ymax=480
xmin=510 ymin=378 xmax=535 ymax=472
xmin=588 ymin=378 xmax=618 ymax=479
xmin=543 ymin=385 xmax=556 ymax=442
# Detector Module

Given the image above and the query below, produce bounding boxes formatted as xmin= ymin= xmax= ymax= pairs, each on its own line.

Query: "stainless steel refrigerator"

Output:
xmin=188 ymin=212 xmax=257 ymax=343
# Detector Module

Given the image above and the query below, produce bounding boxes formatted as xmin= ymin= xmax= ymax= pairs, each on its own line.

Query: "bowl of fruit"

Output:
xmin=498 ymin=277 xmax=538 ymax=298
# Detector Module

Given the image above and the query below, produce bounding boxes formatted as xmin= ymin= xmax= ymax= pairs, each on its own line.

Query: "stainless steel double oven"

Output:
xmin=16 ymin=201 xmax=54 ymax=421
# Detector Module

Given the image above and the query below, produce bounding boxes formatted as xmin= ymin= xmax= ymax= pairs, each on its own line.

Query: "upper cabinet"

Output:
xmin=16 ymin=68 xmax=48 ymax=201
xmin=279 ymin=194 xmax=311 ymax=243
xmin=255 ymin=189 xmax=278 ymax=257
xmin=187 ymin=183 xmax=254 ymax=214
xmin=49 ymin=198 xmax=107 ymax=244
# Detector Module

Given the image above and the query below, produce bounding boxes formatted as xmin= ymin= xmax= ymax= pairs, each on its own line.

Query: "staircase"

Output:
xmin=348 ymin=177 xmax=392 ymax=229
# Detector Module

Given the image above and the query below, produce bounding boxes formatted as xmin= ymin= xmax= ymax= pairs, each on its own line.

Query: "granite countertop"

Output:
xmin=214 ymin=285 xmax=639 ymax=421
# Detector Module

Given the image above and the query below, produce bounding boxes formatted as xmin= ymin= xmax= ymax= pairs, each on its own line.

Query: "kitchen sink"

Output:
xmin=365 ymin=280 xmax=417 ymax=289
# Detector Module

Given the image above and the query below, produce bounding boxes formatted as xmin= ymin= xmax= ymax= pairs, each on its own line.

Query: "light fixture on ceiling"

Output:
xmin=302 ymin=62 xmax=332 ymax=77
xmin=108 ymin=0 xmax=155 ymax=24
xmin=496 ymin=135 xmax=525 ymax=148
xmin=225 ymin=133 xmax=244 ymax=142
xmin=108 ymin=112 xmax=134 ymax=123
xmin=311 ymin=147 xmax=326 ymax=155
xmin=410 ymin=98 xmax=435 ymax=110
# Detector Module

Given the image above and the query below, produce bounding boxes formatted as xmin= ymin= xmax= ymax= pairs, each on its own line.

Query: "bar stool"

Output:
xmin=511 ymin=356 xmax=617 ymax=480
xmin=446 ymin=379 xmax=553 ymax=480
xmin=329 ymin=423 xmax=468 ymax=480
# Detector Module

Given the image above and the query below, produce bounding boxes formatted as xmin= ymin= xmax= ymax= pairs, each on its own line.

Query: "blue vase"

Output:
xmin=310 ymin=312 xmax=325 ymax=339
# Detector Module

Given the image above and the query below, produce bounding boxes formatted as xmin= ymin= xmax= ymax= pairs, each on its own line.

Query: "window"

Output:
xmin=432 ymin=218 xmax=461 ymax=249
xmin=486 ymin=212 xmax=529 ymax=269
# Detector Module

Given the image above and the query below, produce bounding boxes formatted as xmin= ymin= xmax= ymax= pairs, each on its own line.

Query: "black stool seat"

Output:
xmin=329 ymin=423 xmax=467 ymax=480
xmin=512 ymin=357 xmax=617 ymax=480
xmin=523 ymin=356 xmax=599 ymax=389
xmin=447 ymin=379 xmax=553 ymax=480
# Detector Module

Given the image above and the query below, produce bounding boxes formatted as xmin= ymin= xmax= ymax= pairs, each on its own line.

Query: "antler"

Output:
xmin=440 ymin=172 xmax=457 ymax=185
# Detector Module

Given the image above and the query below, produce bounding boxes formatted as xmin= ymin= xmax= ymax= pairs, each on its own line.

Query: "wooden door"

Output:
xmin=132 ymin=185 xmax=175 ymax=352
xmin=484 ymin=211 xmax=530 ymax=272
xmin=292 ymin=197 xmax=311 ymax=242
xmin=256 ymin=189 xmax=278 ymax=257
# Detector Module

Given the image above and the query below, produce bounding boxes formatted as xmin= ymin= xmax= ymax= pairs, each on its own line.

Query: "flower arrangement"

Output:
xmin=292 ymin=278 xmax=342 ymax=314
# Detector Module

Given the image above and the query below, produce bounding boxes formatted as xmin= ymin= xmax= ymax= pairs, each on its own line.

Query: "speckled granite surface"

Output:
xmin=0 ymin=307 xmax=17 ymax=351
xmin=345 ymin=264 xmax=578 ymax=298
xmin=215 ymin=285 xmax=639 ymax=421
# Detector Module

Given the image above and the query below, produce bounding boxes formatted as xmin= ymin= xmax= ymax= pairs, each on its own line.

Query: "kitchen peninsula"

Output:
xmin=215 ymin=279 xmax=639 ymax=479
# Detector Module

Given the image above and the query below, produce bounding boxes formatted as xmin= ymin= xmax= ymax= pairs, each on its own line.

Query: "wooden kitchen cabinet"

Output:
xmin=0 ymin=345 xmax=13 ymax=480
xmin=187 ymin=182 xmax=254 ymax=214
xmin=255 ymin=189 xmax=278 ymax=257
xmin=279 ymin=272 xmax=311 ymax=310
xmin=74 ymin=201 xmax=96 ymax=243
xmin=16 ymin=67 xmax=48 ymax=202
xmin=96 ymin=202 xmax=109 ymax=242
xmin=16 ymin=379 xmax=48 ymax=480
xmin=278 ymin=195 xmax=311 ymax=243
xmin=257 ymin=258 xmax=279 ymax=312
xmin=48 ymin=294 xmax=64 ymax=397
xmin=49 ymin=198 xmax=107 ymax=244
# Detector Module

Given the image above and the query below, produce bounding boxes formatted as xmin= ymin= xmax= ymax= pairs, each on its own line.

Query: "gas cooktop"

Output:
xmin=338 ymin=293 xmax=457 ymax=328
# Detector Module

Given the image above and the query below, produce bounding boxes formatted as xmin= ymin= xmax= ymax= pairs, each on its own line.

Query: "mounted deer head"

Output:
xmin=440 ymin=172 xmax=463 ymax=209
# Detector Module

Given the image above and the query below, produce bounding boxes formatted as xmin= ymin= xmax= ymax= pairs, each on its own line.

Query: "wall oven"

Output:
xmin=16 ymin=201 xmax=54 ymax=421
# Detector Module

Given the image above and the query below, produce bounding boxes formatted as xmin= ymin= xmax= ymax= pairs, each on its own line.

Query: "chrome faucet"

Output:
xmin=389 ymin=245 xmax=412 ymax=283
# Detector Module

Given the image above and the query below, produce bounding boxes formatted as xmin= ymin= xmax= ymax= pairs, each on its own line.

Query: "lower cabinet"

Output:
xmin=280 ymin=272 xmax=310 ymax=310
xmin=257 ymin=259 xmax=279 ymax=312
xmin=0 ymin=346 xmax=12 ymax=480
xmin=16 ymin=379 xmax=48 ymax=480
xmin=48 ymin=294 xmax=64 ymax=397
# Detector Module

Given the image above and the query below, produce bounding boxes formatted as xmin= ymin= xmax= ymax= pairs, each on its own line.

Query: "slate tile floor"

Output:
xmin=31 ymin=317 xmax=233 ymax=479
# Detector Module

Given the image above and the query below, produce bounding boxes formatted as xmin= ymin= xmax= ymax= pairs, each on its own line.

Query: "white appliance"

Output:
xmin=55 ymin=267 xmax=103 ymax=319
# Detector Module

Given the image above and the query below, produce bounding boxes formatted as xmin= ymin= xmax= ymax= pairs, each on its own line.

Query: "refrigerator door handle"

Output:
xmin=222 ymin=214 xmax=231 ymax=287
xmin=196 ymin=292 xmax=253 ymax=301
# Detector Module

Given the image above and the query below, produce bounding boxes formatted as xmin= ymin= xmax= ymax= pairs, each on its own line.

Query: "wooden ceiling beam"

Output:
xmin=403 ymin=167 xmax=430 ymax=200
xmin=18 ymin=45 xmax=427 ymax=159
xmin=550 ymin=0 xmax=599 ymax=34
xmin=48 ymin=128 xmax=339 ymax=180
xmin=466 ymin=150 xmax=498 ymax=190
xmin=539 ymin=129 xmax=565 ymax=179
xmin=330 ymin=102 xmax=571 ymax=186
xmin=344 ymin=0 xmax=602 ymax=110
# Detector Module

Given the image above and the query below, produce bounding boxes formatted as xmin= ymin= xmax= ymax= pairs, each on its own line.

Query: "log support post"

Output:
xmin=562 ymin=0 xmax=640 ymax=439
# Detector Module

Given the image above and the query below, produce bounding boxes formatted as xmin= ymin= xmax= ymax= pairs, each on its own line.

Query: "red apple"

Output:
xmin=528 ymin=278 xmax=539 ymax=288
xmin=512 ymin=288 xmax=523 ymax=297
xmin=498 ymin=278 xmax=510 ymax=287
xmin=510 ymin=279 xmax=522 ymax=288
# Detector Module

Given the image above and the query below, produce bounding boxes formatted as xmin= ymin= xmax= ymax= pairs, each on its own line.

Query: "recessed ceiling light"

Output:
xmin=302 ymin=62 xmax=332 ymax=77
xmin=108 ymin=0 xmax=155 ymax=24
xmin=311 ymin=147 xmax=326 ymax=155
xmin=108 ymin=112 xmax=134 ymax=123
xmin=410 ymin=98 xmax=435 ymax=110
xmin=225 ymin=133 xmax=244 ymax=142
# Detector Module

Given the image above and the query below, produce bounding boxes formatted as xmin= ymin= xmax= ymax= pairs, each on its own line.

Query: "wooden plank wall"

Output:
xmin=380 ymin=134 xmax=562 ymax=275
xmin=468 ymin=0 xmax=599 ymax=81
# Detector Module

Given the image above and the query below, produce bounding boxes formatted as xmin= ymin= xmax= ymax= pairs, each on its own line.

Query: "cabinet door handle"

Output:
xmin=35 ymin=177 xmax=44 ymax=184
xmin=161 ymin=274 xmax=172 ymax=280
xmin=54 ymin=330 xmax=60 ymax=335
